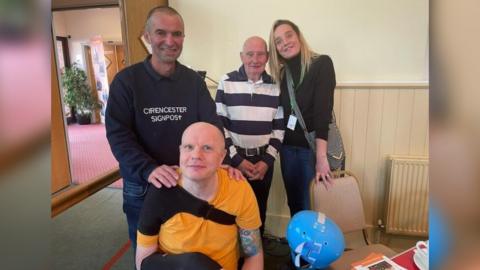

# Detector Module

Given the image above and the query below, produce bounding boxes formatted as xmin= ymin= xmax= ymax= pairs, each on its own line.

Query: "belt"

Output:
xmin=236 ymin=145 xmax=268 ymax=157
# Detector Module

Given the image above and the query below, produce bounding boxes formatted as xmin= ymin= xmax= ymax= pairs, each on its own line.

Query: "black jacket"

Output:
xmin=280 ymin=54 xmax=336 ymax=148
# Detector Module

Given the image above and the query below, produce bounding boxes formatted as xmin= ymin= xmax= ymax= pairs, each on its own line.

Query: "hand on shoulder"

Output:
xmin=148 ymin=165 xmax=179 ymax=188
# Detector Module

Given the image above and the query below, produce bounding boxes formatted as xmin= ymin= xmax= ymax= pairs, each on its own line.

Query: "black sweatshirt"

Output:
xmin=105 ymin=56 xmax=222 ymax=186
xmin=279 ymin=54 xmax=336 ymax=148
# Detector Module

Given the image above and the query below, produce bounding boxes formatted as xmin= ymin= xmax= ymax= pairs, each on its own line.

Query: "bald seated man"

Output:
xmin=215 ymin=36 xmax=284 ymax=237
xmin=136 ymin=122 xmax=264 ymax=270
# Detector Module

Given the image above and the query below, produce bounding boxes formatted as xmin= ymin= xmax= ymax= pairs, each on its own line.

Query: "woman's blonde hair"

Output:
xmin=268 ymin=19 xmax=317 ymax=83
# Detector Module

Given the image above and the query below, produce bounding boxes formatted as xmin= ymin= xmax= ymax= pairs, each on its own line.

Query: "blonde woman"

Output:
xmin=269 ymin=19 xmax=337 ymax=216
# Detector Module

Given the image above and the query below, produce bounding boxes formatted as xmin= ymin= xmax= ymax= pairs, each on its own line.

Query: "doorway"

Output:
xmin=52 ymin=7 xmax=124 ymax=190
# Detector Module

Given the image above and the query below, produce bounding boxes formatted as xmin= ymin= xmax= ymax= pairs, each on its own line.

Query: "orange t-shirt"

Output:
xmin=137 ymin=169 xmax=261 ymax=270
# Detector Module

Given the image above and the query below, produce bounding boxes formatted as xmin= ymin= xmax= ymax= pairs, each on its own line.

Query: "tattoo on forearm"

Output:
xmin=239 ymin=228 xmax=262 ymax=257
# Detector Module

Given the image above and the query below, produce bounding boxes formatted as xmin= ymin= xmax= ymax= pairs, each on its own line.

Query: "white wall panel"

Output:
xmin=339 ymin=89 xmax=356 ymax=167
xmin=350 ymin=90 xmax=370 ymax=195
xmin=410 ymin=90 xmax=429 ymax=156
xmin=362 ymin=90 xmax=385 ymax=225
xmin=394 ymin=91 xmax=416 ymax=155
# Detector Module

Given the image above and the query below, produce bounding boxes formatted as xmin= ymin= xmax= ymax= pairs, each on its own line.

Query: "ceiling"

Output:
xmin=52 ymin=0 xmax=118 ymax=10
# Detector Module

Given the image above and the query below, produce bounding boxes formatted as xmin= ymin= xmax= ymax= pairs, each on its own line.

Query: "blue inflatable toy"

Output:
xmin=429 ymin=202 xmax=450 ymax=270
xmin=286 ymin=210 xmax=345 ymax=269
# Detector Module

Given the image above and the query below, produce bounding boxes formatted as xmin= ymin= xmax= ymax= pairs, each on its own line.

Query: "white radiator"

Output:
xmin=385 ymin=155 xmax=429 ymax=236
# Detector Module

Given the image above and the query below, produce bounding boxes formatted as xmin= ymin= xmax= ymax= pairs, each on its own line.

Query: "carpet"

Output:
xmin=67 ymin=123 xmax=123 ymax=188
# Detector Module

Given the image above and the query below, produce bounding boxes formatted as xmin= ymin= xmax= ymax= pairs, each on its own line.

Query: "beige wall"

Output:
xmin=171 ymin=0 xmax=428 ymax=83
xmin=52 ymin=7 xmax=122 ymax=69
xmin=52 ymin=12 xmax=68 ymax=37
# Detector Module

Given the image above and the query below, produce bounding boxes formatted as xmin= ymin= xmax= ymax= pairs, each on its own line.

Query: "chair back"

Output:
xmin=310 ymin=172 xmax=366 ymax=234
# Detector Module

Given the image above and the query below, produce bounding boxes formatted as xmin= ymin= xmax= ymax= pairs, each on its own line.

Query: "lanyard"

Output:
xmin=285 ymin=66 xmax=305 ymax=114
xmin=285 ymin=65 xmax=316 ymax=152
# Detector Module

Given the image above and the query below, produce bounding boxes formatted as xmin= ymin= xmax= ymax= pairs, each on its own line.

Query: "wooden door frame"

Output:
xmin=55 ymin=36 xmax=71 ymax=68
xmin=52 ymin=36 xmax=73 ymax=194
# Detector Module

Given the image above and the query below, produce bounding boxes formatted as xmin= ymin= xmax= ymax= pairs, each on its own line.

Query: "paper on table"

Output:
xmin=353 ymin=256 xmax=407 ymax=270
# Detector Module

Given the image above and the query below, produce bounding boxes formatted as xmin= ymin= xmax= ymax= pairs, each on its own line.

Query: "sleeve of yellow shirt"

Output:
xmin=137 ymin=231 xmax=159 ymax=247
xmin=235 ymin=181 xmax=262 ymax=230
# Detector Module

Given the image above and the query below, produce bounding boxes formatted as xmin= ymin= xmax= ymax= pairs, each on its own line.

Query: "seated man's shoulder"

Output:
xmin=145 ymin=183 xmax=182 ymax=202
xmin=218 ymin=169 xmax=253 ymax=194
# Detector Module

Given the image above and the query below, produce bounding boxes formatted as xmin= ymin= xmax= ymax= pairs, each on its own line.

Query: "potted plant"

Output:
xmin=62 ymin=64 xmax=102 ymax=125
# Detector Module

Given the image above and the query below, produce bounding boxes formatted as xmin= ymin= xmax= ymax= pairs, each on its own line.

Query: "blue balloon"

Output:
xmin=286 ymin=210 xmax=345 ymax=269
xmin=429 ymin=203 xmax=450 ymax=270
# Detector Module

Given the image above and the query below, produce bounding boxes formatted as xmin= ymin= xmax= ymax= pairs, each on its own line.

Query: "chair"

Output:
xmin=309 ymin=171 xmax=396 ymax=269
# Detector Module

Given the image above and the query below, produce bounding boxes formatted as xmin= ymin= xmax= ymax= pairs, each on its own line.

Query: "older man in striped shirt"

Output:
xmin=215 ymin=36 xmax=284 ymax=236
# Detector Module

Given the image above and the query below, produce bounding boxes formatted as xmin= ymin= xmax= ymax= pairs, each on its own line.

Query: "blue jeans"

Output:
xmin=280 ymin=145 xmax=315 ymax=217
xmin=123 ymin=180 xmax=148 ymax=251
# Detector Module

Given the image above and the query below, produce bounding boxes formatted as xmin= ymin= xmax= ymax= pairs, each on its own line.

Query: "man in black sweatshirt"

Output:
xmin=105 ymin=6 xmax=222 ymax=251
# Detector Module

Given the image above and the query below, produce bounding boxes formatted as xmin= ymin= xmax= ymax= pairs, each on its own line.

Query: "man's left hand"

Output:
xmin=221 ymin=164 xmax=245 ymax=180
xmin=251 ymin=161 xmax=268 ymax=181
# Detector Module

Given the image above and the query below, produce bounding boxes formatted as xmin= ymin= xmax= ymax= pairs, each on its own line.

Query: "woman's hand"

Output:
xmin=315 ymin=155 xmax=333 ymax=189
xmin=315 ymin=139 xmax=333 ymax=189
